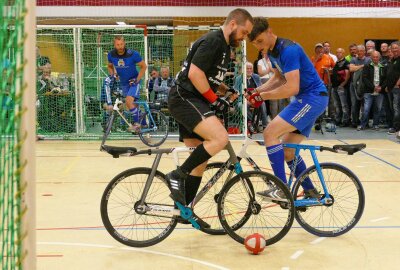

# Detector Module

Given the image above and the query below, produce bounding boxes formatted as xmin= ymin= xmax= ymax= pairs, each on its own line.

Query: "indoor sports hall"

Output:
xmin=1 ymin=1 xmax=400 ymax=270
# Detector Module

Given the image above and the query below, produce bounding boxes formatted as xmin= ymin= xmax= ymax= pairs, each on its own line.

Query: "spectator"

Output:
xmin=384 ymin=41 xmax=400 ymax=135
xmin=257 ymin=51 xmax=273 ymax=83
xmin=345 ymin=43 xmax=358 ymax=62
xmin=311 ymin=43 xmax=335 ymax=85
xmin=358 ymin=51 xmax=386 ymax=131
xmin=36 ymin=47 xmax=51 ymax=75
xmin=380 ymin=43 xmax=390 ymax=66
xmin=331 ymin=48 xmax=351 ymax=127
xmin=153 ymin=66 xmax=175 ymax=104
xmin=147 ymin=68 xmax=159 ymax=96
xmin=323 ymin=41 xmax=338 ymax=62
xmin=349 ymin=44 xmax=371 ymax=127
xmin=245 ymin=61 xmax=268 ymax=132
xmin=366 ymin=40 xmax=376 ymax=51
xmin=367 ymin=48 xmax=374 ymax=57
xmin=388 ymin=46 xmax=394 ymax=61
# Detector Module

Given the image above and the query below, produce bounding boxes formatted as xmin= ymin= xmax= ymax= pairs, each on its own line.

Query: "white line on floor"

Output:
xmin=37 ymin=241 xmax=230 ymax=270
xmin=290 ymin=250 xmax=304 ymax=260
xmin=310 ymin=237 xmax=326 ymax=244
xmin=370 ymin=217 xmax=390 ymax=223
xmin=281 ymin=267 xmax=290 ymax=270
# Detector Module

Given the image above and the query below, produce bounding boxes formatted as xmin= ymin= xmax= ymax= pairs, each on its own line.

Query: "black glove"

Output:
xmin=212 ymin=97 xmax=230 ymax=113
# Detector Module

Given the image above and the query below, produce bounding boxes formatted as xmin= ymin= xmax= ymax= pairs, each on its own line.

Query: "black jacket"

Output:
xmin=362 ymin=62 xmax=386 ymax=94
xmin=384 ymin=57 xmax=400 ymax=91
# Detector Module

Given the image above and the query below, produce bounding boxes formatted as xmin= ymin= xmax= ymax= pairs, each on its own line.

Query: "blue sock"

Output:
xmin=266 ymin=144 xmax=287 ymax=183
xmin=129 ymin=107 xmax=139 ymax=123
xmin=286 ymin=156 xmax=315 ymax=190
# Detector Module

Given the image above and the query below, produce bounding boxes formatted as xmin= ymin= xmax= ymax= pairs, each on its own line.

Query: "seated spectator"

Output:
xmin=153 ymin=66 xmax=175 ymax=105
xmin=331 ymin=48 xmax=351 ymax=126
xmin=147 ymin=68 xmax=159 ymax=98
xmin=36 ymin=47 xmax=51 ymax=75
xmin=358 ymin=51 xmax=386 ymax=131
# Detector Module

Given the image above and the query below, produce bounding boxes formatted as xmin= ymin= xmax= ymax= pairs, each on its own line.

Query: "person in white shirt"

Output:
xmin=323 ymin=41 xmax=338 ymax=63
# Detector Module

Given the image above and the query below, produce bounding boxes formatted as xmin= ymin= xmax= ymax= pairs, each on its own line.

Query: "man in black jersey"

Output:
xmin=166 ymin=9 xmax=253 ymax=214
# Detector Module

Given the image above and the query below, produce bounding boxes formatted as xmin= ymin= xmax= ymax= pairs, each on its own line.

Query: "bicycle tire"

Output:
xmin=195 ymin=162 xmax=236 ymax=235
xmin=218 ymin=171 xmax=294 ymax=246
xmin=292 ymin=162 xmax=365 ymax=237
xmin=138 ymin=109 xmax=169 ymax=147
xmin=100 ymin=167 xmax=177 ymax=247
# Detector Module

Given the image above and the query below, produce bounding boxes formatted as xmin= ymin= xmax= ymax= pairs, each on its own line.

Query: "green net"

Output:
xmin=35 ymin=26 xmax=246 ymax=139
xmin=0 ymin=0 xmax=26 ymax=269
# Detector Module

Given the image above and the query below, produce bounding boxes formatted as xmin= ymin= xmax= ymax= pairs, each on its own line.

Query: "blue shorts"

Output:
xmin=279 ymin=93 xmax=328 ymax=137
xmin=122 ymin=84 xmax=140 ymax=99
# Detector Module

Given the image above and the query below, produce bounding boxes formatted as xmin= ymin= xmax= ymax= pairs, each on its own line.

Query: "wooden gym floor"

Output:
xmin=36 ymin=134 xmax=400 ymax=270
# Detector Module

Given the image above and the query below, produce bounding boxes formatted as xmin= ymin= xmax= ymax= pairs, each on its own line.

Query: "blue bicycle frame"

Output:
xmin=284 ymin=143 xmax=332 ymax=208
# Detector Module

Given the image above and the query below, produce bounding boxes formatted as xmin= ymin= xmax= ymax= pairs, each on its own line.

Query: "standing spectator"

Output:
xmin=380 ymin=43 xmax=390 ymax=66
xmin=331 ymin=48 xmax=351 ymax=126
xmin=349 ymin=45 xmax=371 ymax=127
xmin=345 ymin=43 xmax=358 ymax=62
xmin=257 ymin=51 xmax=273 ymax=83
xmin=366 ymin=40 xmax=376 ymax=51
xmin=323 ymin=41 xmax=338 ymax=62
xmin=245 ymin=61 xmax=268 ymax=132
xmin=358 ymin=51 xmax=386 ymax=131
xmin=153 ymin=66 xmax=175 ymax=105
xmin=384 ymin=41 xmax=400 ymax=135
xmin=311 ymin=43 xmax=335 ymax=85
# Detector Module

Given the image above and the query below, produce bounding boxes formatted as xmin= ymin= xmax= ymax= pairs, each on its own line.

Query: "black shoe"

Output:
xmin=166 ymin=168 xmax=188 ymax=205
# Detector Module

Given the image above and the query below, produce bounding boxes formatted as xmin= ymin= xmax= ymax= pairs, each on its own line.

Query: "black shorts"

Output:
xmin=168 ymin=85 xmax=215 ymax=141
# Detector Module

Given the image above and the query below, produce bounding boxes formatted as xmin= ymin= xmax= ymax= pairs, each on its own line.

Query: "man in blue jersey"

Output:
xmin=247 ymin=17 xmax=328 ymax=200
xmin=107 ymin=35 xmax=147 ymax=131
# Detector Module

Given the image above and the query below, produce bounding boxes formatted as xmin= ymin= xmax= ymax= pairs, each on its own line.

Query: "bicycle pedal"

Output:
xmin=175 ymin=202 xmax=210 ymax=230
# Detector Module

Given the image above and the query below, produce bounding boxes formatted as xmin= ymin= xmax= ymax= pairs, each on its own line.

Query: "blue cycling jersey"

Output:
xmin=268 ymin=38 xmax=326 ymax=97
xmin=107 ymin=48 xmax=142 ymax=86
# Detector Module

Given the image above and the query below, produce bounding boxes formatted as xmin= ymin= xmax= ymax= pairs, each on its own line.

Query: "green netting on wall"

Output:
xmin=35 ymin=26 xmax=246 ymax=140
xmin=0 ymin=0 xmax=26 ymax=269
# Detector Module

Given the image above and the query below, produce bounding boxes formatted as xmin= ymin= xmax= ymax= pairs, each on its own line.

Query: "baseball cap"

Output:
xmin=315 ymin=43 xmax=323 ymax=49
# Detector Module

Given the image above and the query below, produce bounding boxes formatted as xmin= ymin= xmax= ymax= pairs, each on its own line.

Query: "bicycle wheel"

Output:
xmin=194 ymin=162 xmax=237 ymax=235
xmin=138 ymin=109 xmax=168 ymax=147
xmin=101 ymin=111 xmax=115 ymax=146
xmin=218 ymin=171 xmax=294 ymax=246
xmin=100 ymin=168 xmax=177 ymax=247
xmin=292 ymin=162 xmax=365 ymax=237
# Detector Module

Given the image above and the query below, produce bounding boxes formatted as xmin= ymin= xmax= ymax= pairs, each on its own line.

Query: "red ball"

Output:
xmin=244 ymin=233 xmax=266 ymax=255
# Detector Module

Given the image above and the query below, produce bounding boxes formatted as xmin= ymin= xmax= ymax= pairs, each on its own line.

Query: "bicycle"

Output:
xmin=99 ymin=141 xmax=295 ymax=247
xmin=203 ymin=137 xmax=366 ymax=238
xmin=101 ymin=92 xmax=169 ymax=147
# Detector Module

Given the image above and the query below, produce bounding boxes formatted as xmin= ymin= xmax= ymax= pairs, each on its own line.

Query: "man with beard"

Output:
xmin=165 ymin=9 xmax=253 ymax=221
xmin=246 ymin=17 xmax=327 ymax=200
xmin=107 ymin=36 xmax=147 ymax=132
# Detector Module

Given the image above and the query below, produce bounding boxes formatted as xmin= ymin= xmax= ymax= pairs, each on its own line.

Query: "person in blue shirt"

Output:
xmin=107 ymin=35 xmax=147 ymax=131
xmin=247 ymin=17 xmax=328 ymax=200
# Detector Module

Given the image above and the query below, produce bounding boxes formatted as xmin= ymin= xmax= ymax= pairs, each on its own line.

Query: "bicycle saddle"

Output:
xmin=101 ymin=145 xmax=137 ymax=158
xmin=332 ymin=143 xmax=366 ymax=155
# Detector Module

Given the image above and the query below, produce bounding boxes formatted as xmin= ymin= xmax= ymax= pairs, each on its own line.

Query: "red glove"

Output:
xmin=248 ymin=92 xmax=264 ymax=108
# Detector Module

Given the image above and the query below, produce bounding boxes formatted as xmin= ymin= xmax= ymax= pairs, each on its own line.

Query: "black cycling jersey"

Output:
xmin=176 ymin=28 xmax=231 ymax=99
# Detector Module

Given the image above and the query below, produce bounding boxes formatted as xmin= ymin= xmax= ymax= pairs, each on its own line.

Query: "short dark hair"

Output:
xmin=349 ymin=43 xmax=357 ymax=48
xmin=224 ymin=8 xmax=254 ymax=26
xmin=248 ymin=17 xmax=269 ymax=42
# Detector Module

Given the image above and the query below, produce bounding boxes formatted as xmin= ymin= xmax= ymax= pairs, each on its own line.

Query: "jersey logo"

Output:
xmin=118 ymin=59 xmax=125 ymax=67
